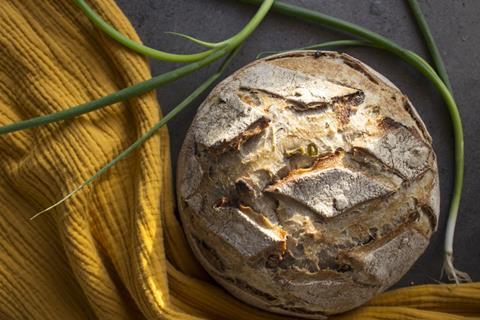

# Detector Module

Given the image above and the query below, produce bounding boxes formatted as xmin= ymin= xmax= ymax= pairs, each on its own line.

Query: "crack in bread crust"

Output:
xmin=177 ymin=51 xmax=439 ymax=318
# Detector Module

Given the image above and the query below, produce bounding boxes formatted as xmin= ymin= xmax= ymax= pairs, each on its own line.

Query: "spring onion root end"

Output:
xmin=442 ymin=252 xmax=472 ymax=283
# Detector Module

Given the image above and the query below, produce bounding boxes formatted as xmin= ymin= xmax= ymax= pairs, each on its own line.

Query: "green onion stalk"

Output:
xmin=0 ymin=49 xmax=227 ymax=135
xmin=407 ymin=0 xmax=453 ymax=92
xmin=407 ymin=0 xmax=470 ymax=283
xmin=255 ymin=39 xmax=367 ymax=59
xmin=73 ymin=0 xmax=273 ymax=62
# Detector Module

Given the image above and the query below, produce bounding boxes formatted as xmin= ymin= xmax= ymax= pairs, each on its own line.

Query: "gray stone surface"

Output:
xmin=115 ymin=0 xmax=479 ymax=287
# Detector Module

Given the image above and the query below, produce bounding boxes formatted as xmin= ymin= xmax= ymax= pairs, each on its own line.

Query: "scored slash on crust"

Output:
xmin=354 ymin=117 xmax=432 ymax=181
xmin=239 ymin=62 xmax=365 ymax=111
xmin=198 ymin=205 xmax=286 ymax=259
xmin=265 ymin=151 xmax=395 ymax=219
xmin=193 ymin=89 xmax=271 ymax=153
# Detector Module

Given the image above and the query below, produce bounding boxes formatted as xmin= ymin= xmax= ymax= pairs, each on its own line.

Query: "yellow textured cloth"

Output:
xmin=0 ymin=0 xmax=478 ymax=319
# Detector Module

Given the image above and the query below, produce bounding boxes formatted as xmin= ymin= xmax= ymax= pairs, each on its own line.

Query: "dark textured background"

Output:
xmin=115 ymin=0 xmax=479 ymax=287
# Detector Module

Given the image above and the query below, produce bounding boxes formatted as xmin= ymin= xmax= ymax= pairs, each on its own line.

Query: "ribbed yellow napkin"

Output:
xmin=0 ymin=1 xmax=478 ymax=319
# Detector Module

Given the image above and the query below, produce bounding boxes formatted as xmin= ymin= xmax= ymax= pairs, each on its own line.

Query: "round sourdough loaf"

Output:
xmin=177 ymin=51 xmax=440 ymax=318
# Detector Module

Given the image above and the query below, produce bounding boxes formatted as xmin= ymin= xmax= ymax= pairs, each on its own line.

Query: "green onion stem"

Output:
xmin=0 ymin=49 xmax=227 ymax=135
xmin=407 ymin=0 xmax=470 ymax=282
xmin=30 ymin=47 xmax=240 ymax=220
xmin=73 ymin=0 xmax=274 ymax=62
xmin=241 ymin=0 xmax=466 ymax=282
xmin=255 ymin=39 xmax=367 ymax=59
xmin=164 ymin=32 xmax=219 ymax=48
xmin=407 ymin=0 xmax=452 ymax=92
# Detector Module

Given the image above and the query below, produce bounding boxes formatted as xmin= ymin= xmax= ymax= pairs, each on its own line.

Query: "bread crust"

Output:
xmin=177 ymin=51 xmax=440 ymax=318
